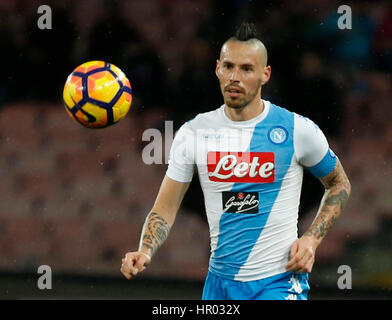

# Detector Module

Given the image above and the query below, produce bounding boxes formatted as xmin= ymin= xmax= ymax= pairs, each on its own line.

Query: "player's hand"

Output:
xmin=285 ymin=236 xmax=318 ymax=273
xmin=121 ymin=251 xmax=151 ymax=280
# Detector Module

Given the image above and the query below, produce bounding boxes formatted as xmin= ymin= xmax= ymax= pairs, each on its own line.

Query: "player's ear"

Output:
xmin=215 ymin=59 xmax=220 ymax=78
xmin=261 ymin=65 xmax=271 ymax=85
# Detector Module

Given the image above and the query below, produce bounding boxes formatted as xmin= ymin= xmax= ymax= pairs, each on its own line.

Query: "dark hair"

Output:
xmin=234 ymin=22 xmax=258 ymax=41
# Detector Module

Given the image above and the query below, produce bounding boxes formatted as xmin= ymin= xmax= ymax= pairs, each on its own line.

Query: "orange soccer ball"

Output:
xmin=63 ymin=61 xmax=133 ymax=128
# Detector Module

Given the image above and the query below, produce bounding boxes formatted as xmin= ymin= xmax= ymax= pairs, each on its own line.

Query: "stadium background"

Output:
xmin=0 ymin=0 xmax=391 ymax=299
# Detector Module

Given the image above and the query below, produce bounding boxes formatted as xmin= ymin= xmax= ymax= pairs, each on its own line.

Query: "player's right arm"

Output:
xmin=121 ymin=121 xmax=195 ymax=280
xmin=121 ymin=175 xmax=190 ymax=279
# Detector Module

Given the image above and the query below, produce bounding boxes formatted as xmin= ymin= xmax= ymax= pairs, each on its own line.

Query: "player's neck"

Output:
xmin=225 ymin=98 xmax=265 ymax=122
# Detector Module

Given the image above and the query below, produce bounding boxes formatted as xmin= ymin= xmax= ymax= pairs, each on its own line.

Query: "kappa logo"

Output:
xmin=268 ymin=126 xmax=288 ymax=144
xmin=284 ymin=275 xmax=303 ymax=300
xmin=203 ymin=133 xmax=224 ymax=140
xmin=285 ymin=294 xmax=298 ymax=300
xmin=288 ymin=274 xmax=303 ymax=294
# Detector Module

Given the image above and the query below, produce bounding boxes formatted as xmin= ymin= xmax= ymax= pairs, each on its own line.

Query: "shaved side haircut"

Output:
xmin=220 ymin=22 xmax=268 ymax=67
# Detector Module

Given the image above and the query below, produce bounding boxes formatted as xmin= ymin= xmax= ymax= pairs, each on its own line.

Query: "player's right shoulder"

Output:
xmin=184 ymin=106 xmax=223 ymax=131
xmin=174 ymin=108 xmax=218 ymax=140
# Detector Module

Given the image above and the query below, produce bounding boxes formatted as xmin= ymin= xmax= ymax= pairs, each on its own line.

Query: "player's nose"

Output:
xmin=229 ymin=67 xmax=240 ymax=82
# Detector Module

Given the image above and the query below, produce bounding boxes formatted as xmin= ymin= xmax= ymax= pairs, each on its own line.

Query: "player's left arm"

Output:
xmin=286 ymin=159 xmax=351 ymax=273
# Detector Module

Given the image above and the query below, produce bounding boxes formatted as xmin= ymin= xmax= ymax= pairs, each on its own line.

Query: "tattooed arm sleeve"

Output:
xmin=139 ymin=212 xmax=171 ymax=257
xmin=303 ymin=159 xmax=351 ymax=246
xmin=137 ymin=175 xmax=191 ymax=258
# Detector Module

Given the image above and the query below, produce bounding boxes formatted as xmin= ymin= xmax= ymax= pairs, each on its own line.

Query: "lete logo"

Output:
xmin=207 ymin=152 xmax=275 ymax=183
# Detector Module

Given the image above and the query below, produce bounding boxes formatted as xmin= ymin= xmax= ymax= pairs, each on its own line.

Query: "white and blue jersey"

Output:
xmin=166 ymin=100 xmax=337 ymax=282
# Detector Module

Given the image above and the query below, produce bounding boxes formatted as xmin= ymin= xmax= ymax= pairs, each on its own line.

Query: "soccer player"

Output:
xmin=121 ymin=22 xmax=351 ymax=300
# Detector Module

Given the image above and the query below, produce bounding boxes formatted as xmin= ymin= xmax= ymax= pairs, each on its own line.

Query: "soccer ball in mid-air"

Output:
xmin=63 ymin=61 xmax=133 ymax=128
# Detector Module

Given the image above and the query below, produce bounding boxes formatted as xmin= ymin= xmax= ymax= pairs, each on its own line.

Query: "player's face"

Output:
xmin=216 ymin=41 xmax=268 ymax=109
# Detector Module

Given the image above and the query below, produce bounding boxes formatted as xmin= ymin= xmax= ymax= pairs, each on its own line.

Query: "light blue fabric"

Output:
xmin=209 ymin=104 xmax=295 ymax=280
xmin=202 ymin=271 xmax=310 ymax=300
xmin=307 ymin=148 xmax=337 ymax=178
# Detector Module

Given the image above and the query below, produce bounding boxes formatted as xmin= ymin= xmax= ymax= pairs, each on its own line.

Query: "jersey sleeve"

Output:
xmin=166 ymin=122 xmax=195 ymax=183
xmin=294 ymin=113 xmax=337 ymax=178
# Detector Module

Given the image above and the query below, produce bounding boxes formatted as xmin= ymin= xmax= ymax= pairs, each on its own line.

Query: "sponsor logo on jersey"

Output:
xmin=207 ymin=152 xmax=275 ymax=183
xmin=222 ymin=191 xmax=259 ymax=214
xmin=203 ymin=133 xmax=224 ymax=140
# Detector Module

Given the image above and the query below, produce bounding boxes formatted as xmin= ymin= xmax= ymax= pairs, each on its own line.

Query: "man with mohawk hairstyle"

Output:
xmin=121 ymin=22 xmax=351 ymax=300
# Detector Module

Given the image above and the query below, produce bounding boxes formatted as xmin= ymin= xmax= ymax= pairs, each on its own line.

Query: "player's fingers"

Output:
xmin=120 ymin=268 xmax=131 ymax=280
xmin=299 ymin=247 xmax=315 ymax=270
xmin=120 ymin=258 xmax=131 ymax=273
xmin=134 ymin=253 xmax=151 ymax=272
xmin=304 ymin=257 xmax=315 ymax=273
xmin=291 ymin=253 xmax=315 ymax=274
xmin=289 ymin=241 xmax=299 ymax=260
xmin=286 ymin=244 xmax=298 ymax=269
xmin=286 ymin=260 xmax=300 ymax=271
xmin=286 ymin=249 xmax=305 ymax=270
xmin=120 ymin=262 xmax=132 ymax=279
xmin=286 ymin=245 xmax=311 ymax=271
xmin=121 ymin=262 xmax=137 ymax=275
xmin=134 ymin=260 xmax=145 ymax=272
xmin=123 ymin=253 xmax=139 ymax=276
xmin=297 ymin=247 xmax=313 ymax=265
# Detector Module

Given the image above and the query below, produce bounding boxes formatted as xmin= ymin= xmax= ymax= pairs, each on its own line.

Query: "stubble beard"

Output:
xmin=224 ymin=91 xmax=256 ymax=110
xmin=222 ymin=80 xmax=262 ymax=110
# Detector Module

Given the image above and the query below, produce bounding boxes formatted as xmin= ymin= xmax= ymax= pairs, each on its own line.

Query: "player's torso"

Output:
xmin=189 ymin=101 xmax=303 ymax=281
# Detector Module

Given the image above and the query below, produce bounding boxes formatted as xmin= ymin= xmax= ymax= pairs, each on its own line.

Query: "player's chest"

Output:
xmin=194 ymin=126 xmax=294 ymax=185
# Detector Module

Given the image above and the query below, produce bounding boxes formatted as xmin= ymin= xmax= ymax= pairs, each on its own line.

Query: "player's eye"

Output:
xmin=223 ymin=63 xmax=233 ymax=69
xmin=242 ymin=65 xmax=253 ymax=72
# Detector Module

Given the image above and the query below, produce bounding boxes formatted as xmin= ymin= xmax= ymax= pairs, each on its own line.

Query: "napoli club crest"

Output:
xmin=268 ymin=127 xmax=288 ymax=144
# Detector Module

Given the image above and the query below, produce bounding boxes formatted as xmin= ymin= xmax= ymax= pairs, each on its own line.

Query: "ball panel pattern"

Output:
xmin=63 ymin=61 xmax=133 ymax=129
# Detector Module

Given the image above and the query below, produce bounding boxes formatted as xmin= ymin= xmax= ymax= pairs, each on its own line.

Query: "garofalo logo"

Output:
xmin=222 ymin=192 xmax=259 ymax=214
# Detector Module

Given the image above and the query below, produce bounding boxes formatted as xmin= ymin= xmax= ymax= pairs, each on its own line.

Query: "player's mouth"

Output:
xmin=225 ymin=86 xmax=244 ymax=98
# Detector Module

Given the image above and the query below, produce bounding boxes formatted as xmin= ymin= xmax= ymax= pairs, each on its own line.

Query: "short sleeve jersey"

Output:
xmin=166 ymin=100 xmax=337 ymax=281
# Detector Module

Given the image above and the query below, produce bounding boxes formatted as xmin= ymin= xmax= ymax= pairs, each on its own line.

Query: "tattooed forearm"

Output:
xmin=139 ymin=212 xmax=171 ymax=257
xmin=304 ymin=160 xmax=351 ymax=244
xmin=303 ymin=194 xmax=342 ymax=240
xmin=325 ymin=189 xmax=349 ymax=210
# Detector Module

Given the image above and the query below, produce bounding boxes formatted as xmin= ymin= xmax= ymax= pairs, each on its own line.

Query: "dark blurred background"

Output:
xmin=0 ymin=0 xmax=392 ymax=299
